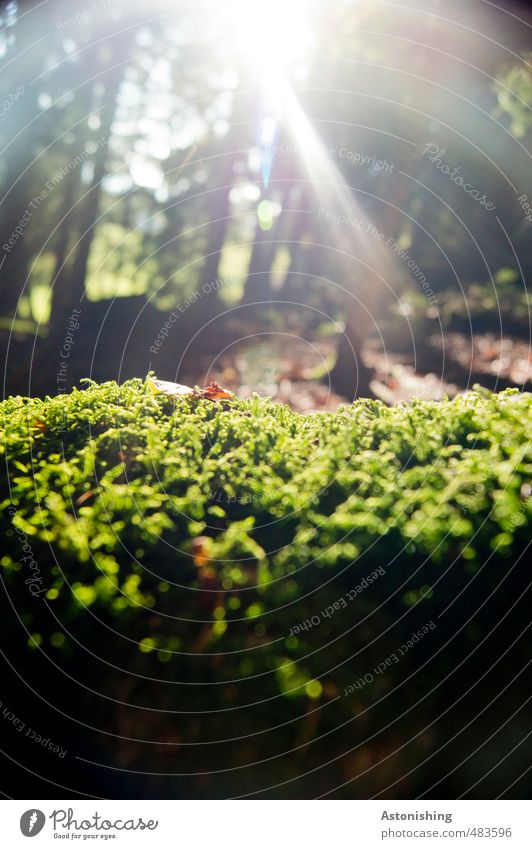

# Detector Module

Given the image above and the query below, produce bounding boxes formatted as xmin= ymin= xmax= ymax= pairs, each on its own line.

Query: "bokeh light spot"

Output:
xmin=257 ymin=199 xmax=274 ymax=230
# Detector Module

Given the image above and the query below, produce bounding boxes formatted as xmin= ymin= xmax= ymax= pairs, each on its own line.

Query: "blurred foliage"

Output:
xmin=0 ymin=0 xmax=530 ymax=343
xmin=494 ymin=54 xmax=532 ymax=138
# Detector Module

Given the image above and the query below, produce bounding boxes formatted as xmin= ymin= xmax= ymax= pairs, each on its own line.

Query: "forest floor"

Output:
xmin=179 ymin=327 xmax=532 ymax=413
xmin=4 ymin=310 xmax=530 ymax=411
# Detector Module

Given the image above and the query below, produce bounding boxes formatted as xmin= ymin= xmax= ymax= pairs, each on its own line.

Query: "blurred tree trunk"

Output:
xmin=280 ymin=203 xmax=311 ymax=302
xmin=328 ymin=311 xmax=376 ymax=398
xmin=242 ymin=222 xmax=279 ymax=304
xmin=243 ymin=149 xmax=297 ymax=304
xmin=329 ymin=181 xmax=414 ymax=399
xmin=0 ymin=172 xmax=34 ymax=319
xmin=48 ymin=165 xmax=83 ymax=309
xmin=0 ymin=1 xmax=49 ymax=320
xmin=50 ymin=39 xmax=130 ymax=324
xmin=195 ymin=90 xmax=253 ymax=321
xmin=200 ymin=178 xmax=231 ymax=306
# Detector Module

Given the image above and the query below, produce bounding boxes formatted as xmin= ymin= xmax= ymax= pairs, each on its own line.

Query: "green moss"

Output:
xmin=1 ymin=380 xmax=531 ymax=704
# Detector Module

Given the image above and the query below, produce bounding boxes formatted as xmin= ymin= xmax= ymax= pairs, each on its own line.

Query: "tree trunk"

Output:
xmin=328 ymin=178 xmax=414 ymax=400
xmin=279 ymin=204 xmax=311 ymax=302
xmin=0 ymin=1 xmax=49 ymax=319
xmin=200 ymin=180 xmax=231 ymax=302
xmin=242 ymin=225 xmax=278 ymax=304
xmin=328 ymin=313 xmax=375 ymax=398
xmin=50 ymin=41 xmax=129 ymax=323
xmin=48 ymin=169 xmax=83 ymax=308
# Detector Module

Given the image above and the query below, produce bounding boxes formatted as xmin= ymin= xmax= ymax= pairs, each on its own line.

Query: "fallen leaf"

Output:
xmin=200 ymin=380 xmax=234 ymax=401
xmin=148 ymin=377 xmax=233 ymax=402
xmin=147 ymin=378 xmax=196 ymax=397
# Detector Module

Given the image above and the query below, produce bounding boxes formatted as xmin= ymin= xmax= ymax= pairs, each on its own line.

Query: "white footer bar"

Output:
xmin=1 ymin=800 xmax=529 ymax=848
